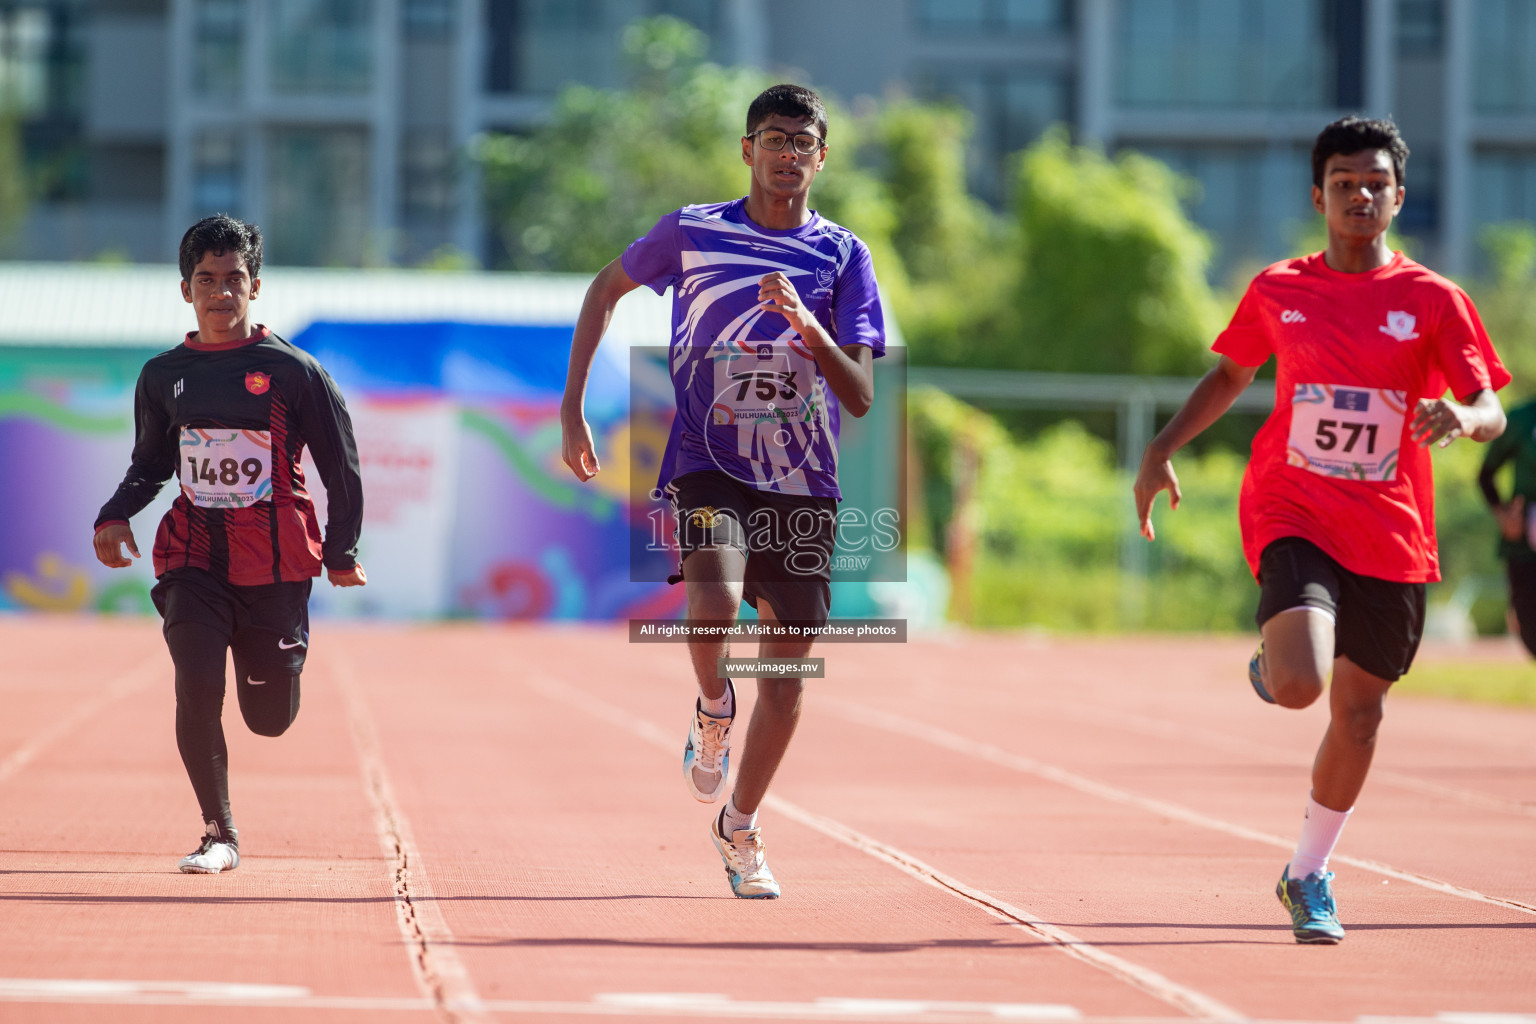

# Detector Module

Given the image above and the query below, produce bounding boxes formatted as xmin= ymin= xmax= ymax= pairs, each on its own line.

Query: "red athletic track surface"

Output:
xmin=1 ymin=615 xmax=1533 ymax=1024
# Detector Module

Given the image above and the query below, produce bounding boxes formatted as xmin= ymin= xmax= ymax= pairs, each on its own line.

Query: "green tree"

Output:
xmin=986 ymin=130 xmax=1225 ymax=376
xmin=0 ymin=107 xmax=28 ymax=254
xmin=477 ymin=17 xmax=766 ymax=271
xmin=1469 ymin=222 xmax=1536 ymax=398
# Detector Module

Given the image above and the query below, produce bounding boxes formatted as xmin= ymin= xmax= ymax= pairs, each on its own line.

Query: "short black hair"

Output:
xmin=179 ymin=215 xmax=263 ymax=282
xmin=746 ymin=84 xmax=828 ymax=142
xmin=1311 ymin=115 xmax=1409 ymax=188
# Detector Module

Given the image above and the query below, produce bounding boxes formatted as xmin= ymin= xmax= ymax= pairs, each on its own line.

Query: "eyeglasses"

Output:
xmin=747 ymin=129 xmax=826 ymax=156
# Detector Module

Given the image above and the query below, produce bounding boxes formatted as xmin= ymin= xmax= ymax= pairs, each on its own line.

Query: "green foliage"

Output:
xmin=0 ymin=107 xmax=27 ymax=253
xmin=910 ymin=387 xmax=1253 ymax=631
xmin=477 ymin=17 xmax=765 ymax=271
xmin=994 ymin=131 xmax=1225 ymax=377
xmin=1468 ymin=223 xmax=1536 ymax=399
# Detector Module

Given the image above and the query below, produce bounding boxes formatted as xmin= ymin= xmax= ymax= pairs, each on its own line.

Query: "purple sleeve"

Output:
xmin=832 ymin=239 xmax=885 ymax=357
xmin=620 ymin=210 xmax=683 ymax=295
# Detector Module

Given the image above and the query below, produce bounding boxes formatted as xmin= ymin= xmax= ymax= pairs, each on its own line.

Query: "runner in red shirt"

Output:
xmin=1134 ymin=117 xmax=1508 ymax=944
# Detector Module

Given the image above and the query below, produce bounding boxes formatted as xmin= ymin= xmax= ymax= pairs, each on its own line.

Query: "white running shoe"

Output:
xmin=682 ymin=679 xmax=734 ymax=802
xmin=178 ymin=822 xmax=239 ymax=874
xmin=710 ymin=808 xmax=780 ymax=899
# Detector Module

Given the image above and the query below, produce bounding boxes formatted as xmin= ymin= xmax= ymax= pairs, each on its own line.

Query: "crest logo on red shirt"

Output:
xmin=1378 ymin=311 xmax=1419 ymax=342
xmin=245 ymin=371 xmax=271 ymax=394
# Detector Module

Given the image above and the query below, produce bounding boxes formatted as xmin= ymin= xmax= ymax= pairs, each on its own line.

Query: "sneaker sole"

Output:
xmin=1293 ymin=931 xmax=1343 ymax=945
xmin=1249 ymin=651 xmax=1277 ymax=704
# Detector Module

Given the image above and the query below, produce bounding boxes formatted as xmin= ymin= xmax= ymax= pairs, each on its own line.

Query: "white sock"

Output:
xmin=699 ymin=679 xmax=734 ymax=719
xmin=721 ymin=796 xmax=757 ymax=836
xmin=1290 ymin=793 xmax=1352 ymax=879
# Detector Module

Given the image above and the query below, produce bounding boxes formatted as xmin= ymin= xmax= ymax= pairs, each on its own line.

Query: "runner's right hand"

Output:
xmin=93 ymin=523 xmax=140 ymax=568
xmin=1133 ymin=450 xmax=1182 ymax=542
xmin=1497 ymin=496 xmax=1526 ymax=542
xmin=561 ymin=413 xmax=601 ymax=482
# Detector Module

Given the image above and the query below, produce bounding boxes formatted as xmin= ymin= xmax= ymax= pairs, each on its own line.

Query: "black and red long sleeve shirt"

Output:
xmin=94 ymin=326 xmax=363 ymax=586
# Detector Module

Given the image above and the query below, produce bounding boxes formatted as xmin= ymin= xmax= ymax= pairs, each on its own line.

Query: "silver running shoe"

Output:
xmin=178 ymin=821 xmax=239 ymax=874
xmin=683 ymin=679 xmax=734 ymax=802
xmin=710 ymin=808 xmax=780 ymax=899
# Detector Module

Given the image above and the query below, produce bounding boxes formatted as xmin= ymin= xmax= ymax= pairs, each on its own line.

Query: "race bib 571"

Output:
xmin=179 ymin=427 xmax=274 ymax=508
xmin=1286 ymin=384 xmax=1406 ymax=482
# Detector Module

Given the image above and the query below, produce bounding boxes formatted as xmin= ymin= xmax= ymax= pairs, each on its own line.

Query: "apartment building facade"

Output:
xmin=0 ymin=0 xmax=1531 ymax=277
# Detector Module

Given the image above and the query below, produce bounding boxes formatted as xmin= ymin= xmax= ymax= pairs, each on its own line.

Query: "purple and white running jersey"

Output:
xmin=622 ymin=198 xmax=885 ymax=500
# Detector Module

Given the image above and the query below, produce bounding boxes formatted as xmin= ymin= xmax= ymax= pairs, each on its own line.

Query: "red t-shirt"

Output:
xmin=1215 ymin=251 xmax=1509 ymax=583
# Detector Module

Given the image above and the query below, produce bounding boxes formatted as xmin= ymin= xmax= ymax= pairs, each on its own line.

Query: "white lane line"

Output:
xmin=0 ymin=655 xmax=160 ymax=786
xmin=526 ymin=674 xmax=1247 ymax=1024
xmin=0 ymin=979 xmax=311 ymax=1000
xmin=1021 ymin=695 xmax=1536 ymax=821
xmin=333 ymin=654 xmax=489 ymax=1024
xmin=822 ymin=698 xmax=1536 ymax=918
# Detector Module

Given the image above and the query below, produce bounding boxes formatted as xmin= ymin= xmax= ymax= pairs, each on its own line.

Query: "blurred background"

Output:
xmin=2 ymin=0 xmax=1533 ymax=637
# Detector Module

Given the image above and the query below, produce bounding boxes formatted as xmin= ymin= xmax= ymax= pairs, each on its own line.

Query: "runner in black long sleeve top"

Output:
xmin=95 ymin=326 xmax=363 ymax=583
xmin=93 ymin=216 xmax=366 ymax=874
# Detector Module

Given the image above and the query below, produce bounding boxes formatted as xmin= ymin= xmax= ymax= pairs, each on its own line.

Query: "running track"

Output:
xmin=1 ymin=616 xmax=1533 ymax=1023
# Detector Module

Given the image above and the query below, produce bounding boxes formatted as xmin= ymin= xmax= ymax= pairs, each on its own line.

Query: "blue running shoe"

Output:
xmin=1248 ymin=643 xmax=1277 ymax=704
xmin=1276 ymin=865 xmax=1345 ymax=944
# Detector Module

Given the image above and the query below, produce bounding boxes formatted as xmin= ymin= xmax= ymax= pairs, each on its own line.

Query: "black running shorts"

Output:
xmin=1255 ymin=537 xmax=1426 ymax=682
xmin=665 ymin=469 xmax=837 ymax=630
xmin=152 ymin=567 xmax=313 ymax=681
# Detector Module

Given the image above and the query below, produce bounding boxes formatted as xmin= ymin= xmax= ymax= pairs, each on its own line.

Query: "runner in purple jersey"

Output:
xmin=561 ymin=84 xmax=886 ymax=899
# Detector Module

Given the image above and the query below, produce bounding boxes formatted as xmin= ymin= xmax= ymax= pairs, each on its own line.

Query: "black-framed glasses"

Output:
xmin=747 ymin=129 xmax=826 ymax=155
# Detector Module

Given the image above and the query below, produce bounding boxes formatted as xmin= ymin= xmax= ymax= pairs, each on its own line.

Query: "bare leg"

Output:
xmin=1310 ymin=655 xmax=1392 ymax=811
xmin=1260 ymin=606 xmax=1334 ymax=709
xmin=681 ymin=547 xmax=746 ymax=702
xmin=729 ymin=600 xmax=813 ymax=815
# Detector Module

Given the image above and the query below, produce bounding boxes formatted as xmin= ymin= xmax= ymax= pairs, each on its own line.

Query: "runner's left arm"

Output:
xmin=296 ymin=363 xmax=364 ymax=576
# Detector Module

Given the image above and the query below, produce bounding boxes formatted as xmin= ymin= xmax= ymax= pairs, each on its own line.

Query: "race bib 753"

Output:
xmin=1286 ymin=384 xmax=1406 ymax=482
xmin=180 ymin=427 xmax=274 ymax=508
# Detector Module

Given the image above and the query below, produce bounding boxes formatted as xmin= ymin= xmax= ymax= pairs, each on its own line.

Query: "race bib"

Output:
xmin=180 ymin=427 xmax=274 ymax=508
xmin=1286 ymin=384 xmax=1406 ymax=482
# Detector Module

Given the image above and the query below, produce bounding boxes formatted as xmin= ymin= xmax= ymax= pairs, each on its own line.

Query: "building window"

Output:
xmin=193 ymin=132 xmax=242 ymax=215
xmin=1398 ymin=0 xmax=1442 ymax=56
xmin=1473 ymin=150 xmax=1536 ymax=248
xmin=269 ymin=0 xmax=374 ymax=96
xmin=485 ymin=0 xmax=723 ymax=96
xmin=1475 ymin=0 xmax=1536 ymax=113
xmin=1116 ymin=0 xmax=1339 ymax=109
xmin=402 ymin=128 xmax=454 ymax=219
xmin=404 ymin=0 xmax=455 ymax=36
xmin=921 ymin=69 xmax=1069 ymax=203
xmin=265 ymin=126 xmax=369 ymax=265
xmin=194 ymin=0 xmax=242 ymax=97
xmin=916 ymin=0 xmax=1065 ymax=32
xmin=1133 ymin=144 xmax=1314 ymax=275
xmin=0 ymin=7 xmax=51 ymax=116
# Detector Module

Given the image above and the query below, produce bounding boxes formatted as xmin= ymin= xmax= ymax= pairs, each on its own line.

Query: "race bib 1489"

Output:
xmin=1286 ymin=384 xmax=1406 ymax=482
xmin=180 ymin=427 xmax=274 ymax=508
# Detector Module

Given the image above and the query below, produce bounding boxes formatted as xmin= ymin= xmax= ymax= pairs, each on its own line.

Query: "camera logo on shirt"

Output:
xmin=1281 ymin=309 xmax=1307 ymax=324
xmin=1379 ymin=311 xmax=1420 ymax=342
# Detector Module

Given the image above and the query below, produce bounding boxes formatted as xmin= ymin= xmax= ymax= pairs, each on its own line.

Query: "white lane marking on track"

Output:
xmin=823 ymin=699 xmax=1536 ymax=918
xmin=1023 ymin=695 xmax=1536 ymax=820
xmin=0 ymin=655 xmax=160 ymax=785
xmin=596 ymin=992 xmax=1082 ymax=1019
xmin=525 ymin=674 xmax=1248 ymax=1024
xmin=0 ymin=979 xmax=311 ymax=1000
xmin=333 ymin=655 xmax=490 ymax=1024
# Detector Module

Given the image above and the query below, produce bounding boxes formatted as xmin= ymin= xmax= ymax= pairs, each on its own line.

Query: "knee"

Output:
xmin=1335 ymin=698 xmax=1384 ymax=748
xmin=239 ymin=675 xmax=300 ymax=737
xmin=1268 ymin=664 xmax=1325 ymax=709
xmin=755 ymin=677 xmax=804 ymax=714
xmin=688 ymin=582 xmax=739 ymax=621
